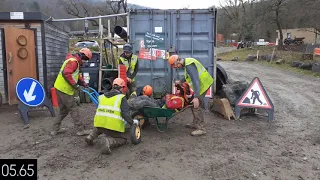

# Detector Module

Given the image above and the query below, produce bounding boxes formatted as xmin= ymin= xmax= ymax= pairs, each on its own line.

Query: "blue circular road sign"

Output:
xmin=16 ymin=77 xmax=46 ymax=107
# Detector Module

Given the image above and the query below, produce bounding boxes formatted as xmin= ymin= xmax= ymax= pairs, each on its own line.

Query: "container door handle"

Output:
xmin=8 ymin=52 xmax=12 ymax=63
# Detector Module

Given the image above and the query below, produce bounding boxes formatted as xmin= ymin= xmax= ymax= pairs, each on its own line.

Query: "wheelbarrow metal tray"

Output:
xmin=140 ymin=107 xmax=176 ymax=118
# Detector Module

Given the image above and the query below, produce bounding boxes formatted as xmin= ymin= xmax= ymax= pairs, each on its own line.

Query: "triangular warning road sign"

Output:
xmin=236 ymin=77 xmax=274 ymax=109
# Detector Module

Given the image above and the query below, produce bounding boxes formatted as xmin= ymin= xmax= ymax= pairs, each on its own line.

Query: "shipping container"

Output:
xmin=128 ymin=8 xmax=217 ymax=97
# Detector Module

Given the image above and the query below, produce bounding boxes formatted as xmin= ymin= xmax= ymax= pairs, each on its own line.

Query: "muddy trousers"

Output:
xmin=191 ymin=90 xmax=207 ymax=131
xmin=89 ymin=127 xmax=127 ymax=149
xmin=52 ymin=90 xmax=85 ymax=132
xmin=126 ymin=81 xmax=137 ymax=98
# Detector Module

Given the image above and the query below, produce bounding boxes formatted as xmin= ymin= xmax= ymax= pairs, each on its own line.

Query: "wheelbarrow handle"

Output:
xmin=81 ymin=89 xmax=91 ymax=94
xmin=172 ymin=105 xmax=193 ymax=116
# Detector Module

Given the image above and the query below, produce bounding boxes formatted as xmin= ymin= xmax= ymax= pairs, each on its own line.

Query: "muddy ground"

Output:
xmin=1 ymin=61 xmax=320 ymax=180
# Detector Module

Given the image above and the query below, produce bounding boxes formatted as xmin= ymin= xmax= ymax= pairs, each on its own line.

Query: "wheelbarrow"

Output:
xmin=131 ymin=105 xmax=193 ymax=133
xmin=81 ymin=87 xmax=142 ymax=145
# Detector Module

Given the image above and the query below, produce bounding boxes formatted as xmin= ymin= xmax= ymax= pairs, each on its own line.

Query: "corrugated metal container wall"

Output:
xmin=129 ymin=9 xmax=216 ymax=95
xmin=44 ymin=22 xmax=70 ymax=91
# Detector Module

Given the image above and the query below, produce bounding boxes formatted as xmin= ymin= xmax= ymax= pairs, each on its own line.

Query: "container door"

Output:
xmin=130 ymin=10 xmax=172 ymax=97
xmin=172 ymin=10 xmax=215 ymax=86
xmin=4 ymin=26 xmax=37 ymax=105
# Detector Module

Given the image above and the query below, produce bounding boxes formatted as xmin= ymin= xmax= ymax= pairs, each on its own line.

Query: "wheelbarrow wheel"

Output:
xmin=131 ymin=111 xmax=149 ymax=129
xmin=130 ymin=124 xmax=141 ymax=145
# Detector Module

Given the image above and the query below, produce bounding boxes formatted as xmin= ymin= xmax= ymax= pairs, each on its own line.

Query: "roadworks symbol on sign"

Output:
xmin=237 ymin=77 xmax=273 ymax=109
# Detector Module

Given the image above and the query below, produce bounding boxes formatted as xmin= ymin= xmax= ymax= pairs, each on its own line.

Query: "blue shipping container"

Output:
xmin=128 ymin=8 xmax=217 ymax=96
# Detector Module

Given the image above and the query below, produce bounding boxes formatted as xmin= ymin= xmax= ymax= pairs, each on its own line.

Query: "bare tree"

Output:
xmin=219 ymin=0 xmax=266 ymax=41
xmin=265 ymin=0 xmax=289 ymax=50
xmin=60 ymin=0 xmax=128 ymax=31
xmin=298 ymin=0 xmax=320 ymax=42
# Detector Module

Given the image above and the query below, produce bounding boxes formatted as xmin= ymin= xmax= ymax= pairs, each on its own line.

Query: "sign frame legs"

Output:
xmin=18 ymin=97 xmax=56 ymax=125
xmin=235 ymin=106 xmax=274 ymax=121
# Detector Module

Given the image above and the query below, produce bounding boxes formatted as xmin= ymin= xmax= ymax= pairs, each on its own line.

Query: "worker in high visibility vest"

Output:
xmin=85 ymin=78 xmax=139 ymax=155
xmin=168 ymin=55 xmax=214 ymax=136
xmin=117 ymin=43 xmax=139 ymax=98
xmin=51 ymin=48 xmax=93 ymax=136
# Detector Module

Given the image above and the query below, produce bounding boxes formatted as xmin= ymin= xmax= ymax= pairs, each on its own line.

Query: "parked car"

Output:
xmin=75 ymin=40 xmax=100 ymax=48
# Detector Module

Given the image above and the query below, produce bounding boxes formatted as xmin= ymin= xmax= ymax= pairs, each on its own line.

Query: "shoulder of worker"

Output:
xmin=65 ymin=53 xmax=81 ymax=61
xmin=185 ymin=63 xmax=198 ymax=73
xmin=103 ymin=89 xmax=124 ymax=98
xmin=119 ymin=53 xmax=126 ymax=59
xmin=63 ymin=60 xmax=79 ymax=72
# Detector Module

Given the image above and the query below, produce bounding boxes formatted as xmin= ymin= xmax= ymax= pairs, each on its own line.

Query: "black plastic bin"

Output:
xmin=80 ymin=52 xmax=100 ymax=91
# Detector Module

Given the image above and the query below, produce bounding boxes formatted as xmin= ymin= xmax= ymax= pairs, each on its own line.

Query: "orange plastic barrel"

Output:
xmin=50 ymin=87 xmax=59 ymax=107
xmin=314 ymin=48 xmax=320 ymax=56
xmin=118 ymin=65 xmax=128 ymax=93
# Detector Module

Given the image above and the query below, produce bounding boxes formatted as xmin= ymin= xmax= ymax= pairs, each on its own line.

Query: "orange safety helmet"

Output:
xmin=143 ymin=85 xmax=153 ymax=96
xmin=79 ymin=48 xmax=93 ymax=59
xmin=168 ymin=55 xmax=179 ymax=68
xmin=113 ymin=78 xmax=126 ymax=88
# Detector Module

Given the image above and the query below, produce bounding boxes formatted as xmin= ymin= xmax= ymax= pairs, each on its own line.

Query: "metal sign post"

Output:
xmin=84 ymin=19 xmax=88 ymax=33
xmin=98 ymin=17 xmax=103 ymax=92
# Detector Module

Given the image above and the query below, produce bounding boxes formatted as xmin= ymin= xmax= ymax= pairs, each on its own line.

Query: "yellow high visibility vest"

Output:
xmin=93 ymin=94 xmax=126 ymax=133
xmin=118 ymin=55 xmax=138 ymax=82
xmin=54 ymin=58 xmax=79 ymax=95
xmin=184 ymin=58 xmax=214 ymax=95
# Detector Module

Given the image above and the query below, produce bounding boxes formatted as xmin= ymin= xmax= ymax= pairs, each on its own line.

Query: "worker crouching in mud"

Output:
xmin=168 ymin=55 xmax=214 ymax=136
xmin=85 ymin=78 xmax=139 ymax=155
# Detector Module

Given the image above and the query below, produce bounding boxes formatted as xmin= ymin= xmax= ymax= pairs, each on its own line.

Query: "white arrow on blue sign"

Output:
xmin=16 ymin=77 xmax=46 ymax=107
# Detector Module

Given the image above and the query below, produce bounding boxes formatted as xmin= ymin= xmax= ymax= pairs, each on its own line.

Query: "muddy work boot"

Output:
xmin=101 ymin=138 xmax=113 ymax=155
xmin=50 ymin=128 xmax=67 ymax=136
xmin=191 ymin=129 xmax=207 ymax=136
xmin=85 ymin=135 xmax=94 ymax=146
xmin=185 ymin=123 xmax=197 ymax=129
xmin=76 ymin=129 xmax=91 ymax=136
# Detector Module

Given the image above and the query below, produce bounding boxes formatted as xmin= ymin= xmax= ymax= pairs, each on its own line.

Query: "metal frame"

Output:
xmin=50 ymin=13 xmax=129 ymax=92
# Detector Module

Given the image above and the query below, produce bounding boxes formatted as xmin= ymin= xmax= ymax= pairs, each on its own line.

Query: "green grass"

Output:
xmin=218 ymin=46 xmax=320 ymax=77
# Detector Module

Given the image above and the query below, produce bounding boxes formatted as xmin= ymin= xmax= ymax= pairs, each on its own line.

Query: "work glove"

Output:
xmin=127 ymin=77 xmax=132 ymax=83
xmin=133 ymin=119 xmax=139 ymax=126
xmin=74 ymin=96 xmax=80 ymax=106
xmin=83 ymin=82 xmax=89 ymax=88
xmin=75 ymin=85 xmax=85 ymax=91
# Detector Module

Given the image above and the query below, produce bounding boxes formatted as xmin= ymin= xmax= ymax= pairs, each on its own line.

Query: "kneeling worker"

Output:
xmin=168 ymin=55 xmax=214 ymax=136
xmin=85 ymin=78 xmax=139 ymax=154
